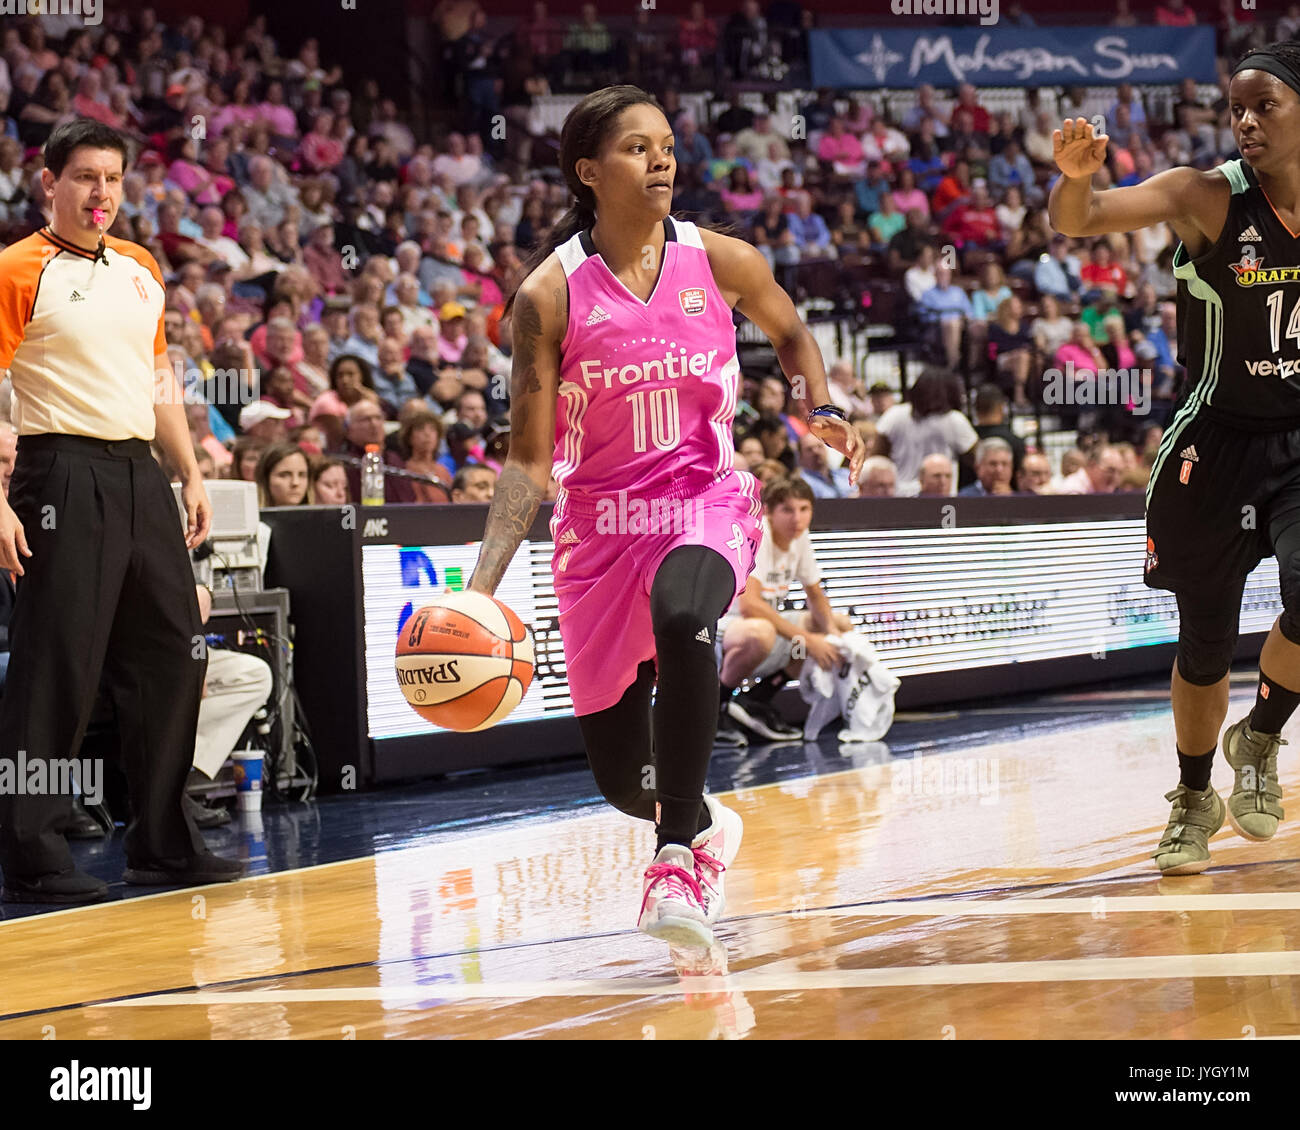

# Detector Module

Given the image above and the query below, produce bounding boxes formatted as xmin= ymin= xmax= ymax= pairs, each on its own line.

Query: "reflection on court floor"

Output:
xmin=1 ymin=692 xmax=1299 ymax=1039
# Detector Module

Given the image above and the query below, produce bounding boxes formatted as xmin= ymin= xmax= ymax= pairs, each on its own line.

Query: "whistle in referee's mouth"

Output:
xmin=92 ymin=208 xmax=106 ymax=227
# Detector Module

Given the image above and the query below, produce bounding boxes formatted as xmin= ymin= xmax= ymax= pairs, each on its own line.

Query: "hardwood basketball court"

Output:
xmin=2 ymin=677 xmax=1299 ymax=1040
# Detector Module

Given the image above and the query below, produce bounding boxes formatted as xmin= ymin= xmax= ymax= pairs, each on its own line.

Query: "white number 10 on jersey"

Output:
xmin=625 ymin=388 xmax=681 ymax=452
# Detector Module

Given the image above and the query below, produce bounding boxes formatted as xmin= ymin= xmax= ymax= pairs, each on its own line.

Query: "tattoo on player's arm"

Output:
xmin=472 ymin=465 xmax=544 ymax=594
xmin=506 ymin=290 xmax=544 ymax=431
xmin=471 ymin=289 xmax=548 ymax=595
xmin=512 ymin=289 xmax=541 ymax=373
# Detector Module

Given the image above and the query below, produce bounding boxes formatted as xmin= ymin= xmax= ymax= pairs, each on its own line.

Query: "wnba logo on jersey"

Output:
xmin=678 ymin=288 xmax=706 ymax=316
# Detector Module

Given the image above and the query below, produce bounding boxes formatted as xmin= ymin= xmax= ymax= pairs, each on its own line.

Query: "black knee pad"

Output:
xmin=652 ymin=605 xmax=711 ymax=649
xmin=649 ymin=546 xmax=736 ymax=646
xmin=1175 ymin=592 xmax=1239 ymax=686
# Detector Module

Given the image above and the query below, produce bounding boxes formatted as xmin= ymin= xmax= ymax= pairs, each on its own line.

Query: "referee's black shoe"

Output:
xmin=123 ymin=851 xmax=243 ymax=886
xmin=2 ymin=867 xmax=109 ymax=904
xmin=184 ymin=791 xmax=232 ymax=829
xmin=57 ymin=799 xmax=108 ymax=840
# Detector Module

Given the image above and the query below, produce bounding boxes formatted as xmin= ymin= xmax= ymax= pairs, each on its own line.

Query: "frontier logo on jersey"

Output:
xmin=678 ymin=287 xmax=706 ymax=316
xmin=1230 ymin=249 xmax=1300 ymax=286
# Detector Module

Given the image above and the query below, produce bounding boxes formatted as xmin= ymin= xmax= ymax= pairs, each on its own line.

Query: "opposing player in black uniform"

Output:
xmin=1050 ymin=43 xmax=1300 ymax=874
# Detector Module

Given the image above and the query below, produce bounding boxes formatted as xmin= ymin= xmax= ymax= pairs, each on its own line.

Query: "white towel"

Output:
xmin=798 ymin=631 xmax=901 ymax=743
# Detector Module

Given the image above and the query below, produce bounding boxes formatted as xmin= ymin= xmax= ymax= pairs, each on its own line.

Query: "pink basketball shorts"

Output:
xmin=549 ymin=468 xmax=764 ymax=716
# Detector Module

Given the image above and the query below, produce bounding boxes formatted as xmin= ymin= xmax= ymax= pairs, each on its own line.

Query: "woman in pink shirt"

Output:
xmin=816 ymin=118 xmax=865 ymax=176
xmin=1099 ymin=313 xmax=1137 ymax=371
xmin=299 ymin=109 xmax=345 ymax=174
xmin=1055 ymin=320 xmax=1110 ymax=378
xmin=221 ymin=191 xmax=248 ymax=239
xmin=167 ymin=137 xmax=223 ymax=205
xmin=719 ymin=166 xmax=764 ymax=215
xmin=257 ymin=79 xmax=299 ymax=138
xmin=210 ymin=79 xmax=261 ymax=141
xmin=460 ymin=245 xmax=504 ymax=307
xmin=844 ymin=98 xmax=874 ymax=135
xmin=891 ymin=166 xmax=929 ymax=217
xmin=310 ymin=354 xmax=382 ymax=449
xmin=200 ymin=137 xmax=236 ymax=199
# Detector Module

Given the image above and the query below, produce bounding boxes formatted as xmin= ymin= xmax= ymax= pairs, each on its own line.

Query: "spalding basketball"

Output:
xmin=395 ymin=592 xmax=535 ymax=731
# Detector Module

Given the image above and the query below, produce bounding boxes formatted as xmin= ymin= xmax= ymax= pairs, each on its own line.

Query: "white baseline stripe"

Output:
xmin=784 ymin=893 xmax=1300 ymax=918
xmin=104 ymin=950 xmax=1300 ymax=1006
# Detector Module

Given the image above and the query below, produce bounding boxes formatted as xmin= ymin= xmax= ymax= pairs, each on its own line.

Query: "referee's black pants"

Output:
xmin=0 ymin=435 xmax=206 ymax=878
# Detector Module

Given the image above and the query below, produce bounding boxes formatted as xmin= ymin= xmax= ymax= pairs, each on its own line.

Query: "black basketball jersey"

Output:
xmin=1171 ymin=158 xmax=1300 ymax=424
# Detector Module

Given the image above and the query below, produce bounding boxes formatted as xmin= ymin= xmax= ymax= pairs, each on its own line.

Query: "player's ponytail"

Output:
xmin=506 ymin=85 xmax=662 ymax=316
xmin=506 ymin=196 xmax=594 ymax=315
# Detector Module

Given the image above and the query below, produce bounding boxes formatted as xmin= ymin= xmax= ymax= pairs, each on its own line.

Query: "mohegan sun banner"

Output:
xmin=810 ymin=26 xmax=1217 ymax=89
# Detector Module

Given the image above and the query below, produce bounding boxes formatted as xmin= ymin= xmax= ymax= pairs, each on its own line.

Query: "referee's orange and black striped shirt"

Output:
xmin=0 ymin=228 xmax=168 ymax=441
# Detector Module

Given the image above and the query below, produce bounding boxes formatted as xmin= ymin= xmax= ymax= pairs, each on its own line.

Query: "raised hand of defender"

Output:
xmin=1053 ymin=117 xmax=1109 ymax=179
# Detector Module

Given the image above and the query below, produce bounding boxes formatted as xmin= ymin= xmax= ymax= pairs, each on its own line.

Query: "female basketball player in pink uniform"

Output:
xmin=468 ymin=86 xmax=862 ymax=949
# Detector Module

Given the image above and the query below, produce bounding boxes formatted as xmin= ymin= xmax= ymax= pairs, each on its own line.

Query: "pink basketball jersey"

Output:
xmin=552 ymin=216 xmax=740 ymax=495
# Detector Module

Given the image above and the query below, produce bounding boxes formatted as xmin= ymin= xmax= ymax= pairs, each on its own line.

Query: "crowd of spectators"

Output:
xmin=0 ymin=3 xmax=1284 ymax=509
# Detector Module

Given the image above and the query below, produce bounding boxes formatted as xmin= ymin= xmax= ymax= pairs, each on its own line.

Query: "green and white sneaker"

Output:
xmin=1222 ymin=716 xmax=1286 ymax=842
xmin=1153 ymin=784 xmax=1225 ymax=875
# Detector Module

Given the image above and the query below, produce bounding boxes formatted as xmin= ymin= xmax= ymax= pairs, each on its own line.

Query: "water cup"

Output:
xmin=239 ymin=809 xmax=266 ymax=863
xmin=231 ymin=748 xmax=263 ymax=811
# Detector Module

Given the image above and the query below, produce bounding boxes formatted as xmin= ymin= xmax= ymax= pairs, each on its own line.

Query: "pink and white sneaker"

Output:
xmin=638 ymin=844 xmax=713 ymax=949
xmin=692 ymin=794 xmax=744 ymax=925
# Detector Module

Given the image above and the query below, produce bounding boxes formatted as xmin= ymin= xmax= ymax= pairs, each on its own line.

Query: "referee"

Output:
xmin=0 ymin=121 xmax=241 ymax=903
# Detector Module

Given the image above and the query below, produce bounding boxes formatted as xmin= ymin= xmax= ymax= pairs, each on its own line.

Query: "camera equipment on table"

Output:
xmin=173 ymin=480 xmax=263 ymax=593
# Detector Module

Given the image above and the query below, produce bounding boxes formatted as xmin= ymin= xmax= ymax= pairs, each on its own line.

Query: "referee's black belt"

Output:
xmin=19 ymin=433 xmax=152 ymax=459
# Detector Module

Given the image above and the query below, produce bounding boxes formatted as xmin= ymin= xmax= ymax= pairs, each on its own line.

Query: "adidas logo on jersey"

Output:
xmin=1180 ymin=445 xmax=1199 ymax=462
xmin=69 ymin=290 xmax=84 ymax=302
xmin=585 ymin=305 xmax=611 ymax=326
xmin=557 ymin=528 xmax=580 ymax=545
xmin=694 ymin=627 xmax=711 ymax=643
xmin=1239 ymin=226 xmax=1262 ymax=241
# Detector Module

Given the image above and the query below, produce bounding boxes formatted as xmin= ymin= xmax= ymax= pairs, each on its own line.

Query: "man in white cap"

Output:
xmin=238 ymin=400 xmax=291 ymax=443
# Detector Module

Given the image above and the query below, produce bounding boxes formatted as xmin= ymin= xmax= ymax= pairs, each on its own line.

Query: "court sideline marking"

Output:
xmin=101 ymin=949 xmax=1300 ymax=1005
